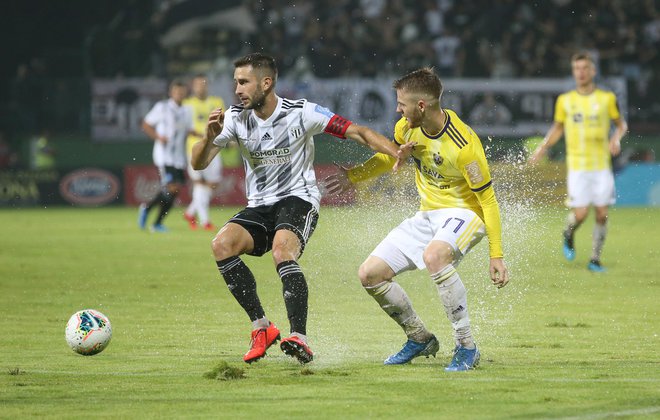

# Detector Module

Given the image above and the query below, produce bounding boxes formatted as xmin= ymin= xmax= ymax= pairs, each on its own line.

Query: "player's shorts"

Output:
xmin=371 ymin=208 xmax=486 ymax=275
xmin=158 ymin=165 xmax=186 ymax=186
xmin=187 ymin=155 xmax=222 ymax=183
xmin=227 ymin=196 xmax=319 ymax=257
xmin=567 ymin=169 xmax=615 ymax=208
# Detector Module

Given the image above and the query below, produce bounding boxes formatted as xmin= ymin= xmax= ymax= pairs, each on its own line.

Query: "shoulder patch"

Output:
xmin=465 ymin=161 xmax=484 ymax=185
xmin=314 ymin=104 xmax=334 ymax=118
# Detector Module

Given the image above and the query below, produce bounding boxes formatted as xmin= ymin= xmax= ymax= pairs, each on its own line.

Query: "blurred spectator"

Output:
xmin=469 ymin=93 xmax=512 ymax=125
xmin=30 ymin=129 xmax=56 ymax=170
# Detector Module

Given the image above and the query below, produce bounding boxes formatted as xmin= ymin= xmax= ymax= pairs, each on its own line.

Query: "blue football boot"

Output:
xmin=150 ymin=224 xmax=169 ymax=233
xmin=587 ymin=259 xmax=606 ymax=273
xmin=384 ymin=335 xmax=439 ymax=365
xmin=563 ymin=231 xmax=576 ymax=261
xmin=445 ymin=345 xmax=480 ymax=371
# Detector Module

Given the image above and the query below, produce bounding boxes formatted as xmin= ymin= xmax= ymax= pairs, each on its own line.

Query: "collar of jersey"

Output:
xmin=421 ymin=110 xmax=450 ymax=140
xmin=253 ymin=96 xmax=282 ymax=124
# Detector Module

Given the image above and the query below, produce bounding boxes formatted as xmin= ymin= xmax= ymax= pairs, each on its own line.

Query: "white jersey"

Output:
xmin=213 ymin=96 xmax=348 ymax=210
xmin=144 ymin=98 xmax=193 ymax=169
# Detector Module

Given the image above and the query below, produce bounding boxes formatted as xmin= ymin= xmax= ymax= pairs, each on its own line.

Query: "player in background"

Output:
xmin=183 ymin=75 xmax=226 ymax=231
xmin=529 ymin=52 xmax=627 ymax=272
xmin=139 ymin=80 xmax=195 ymax=232
xmin=324 ymin=68 xmax=509 ymax=371
xmin=193 ymin=53 xmax=403 ymax=365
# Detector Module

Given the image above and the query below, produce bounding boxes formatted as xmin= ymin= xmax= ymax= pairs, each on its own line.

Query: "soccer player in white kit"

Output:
xmin=529 ymin=52 xmax=628 ymax=272
xmin=139 ymin=80 xmax=195 ymax=232
xmin=192 ymin=53 xmax=402 ymax=364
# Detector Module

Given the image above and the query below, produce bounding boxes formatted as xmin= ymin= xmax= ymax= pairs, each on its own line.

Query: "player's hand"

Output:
xmin=321 ymin=163 xmax=352 ymax=195
xmin=489 ymin=258 xmax=509 ymax=289
xmin=206 ymin=107 xmax=224 ymax=140
xmin=394 ymin=142 xmax=416 ymax=172
xmin=609 ymin=139 xmax=621 ymax=156
xmin=528 ymin=148 xmax=545 ymax=165
xmin=157 ymin=135 xmax=168 ymax=144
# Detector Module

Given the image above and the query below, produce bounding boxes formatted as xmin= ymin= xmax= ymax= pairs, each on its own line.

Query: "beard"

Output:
xmin=245 ymin=87 xmax=267 ymax=110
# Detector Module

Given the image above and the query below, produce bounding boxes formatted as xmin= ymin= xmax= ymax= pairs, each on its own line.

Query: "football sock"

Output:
xmin=155 ymin=190 xmax=177 ymax=225
xmin=186 ymin=184 xmax=202 ymax=219
xmin=290 ymin=332 xmax=308 ymax=344
xmin=277 ymin=260 xmax=308 ymax=335
xmin=217 ymin=256 xmax=265 ymax=321
xmin=146 ymin=191 xmax=166 ymax=213
xmin=251 ymin=316 xmax=270 ymax=330
xmin=431 ymin=265 xmax=475 ymax=349
xmin=591 ymin=222 xmax=607 ymax=262
xmin=198 ymin=184 xmax=212 ymax=225
xmin=564 ymin=211 xmax=581 ymax=239
xmin=364 ymin=281 xmax=433 ymax=343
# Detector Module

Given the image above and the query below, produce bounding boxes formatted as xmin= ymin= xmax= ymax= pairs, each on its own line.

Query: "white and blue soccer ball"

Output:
xmin=65 ymin=309 xmax=112 ymax=355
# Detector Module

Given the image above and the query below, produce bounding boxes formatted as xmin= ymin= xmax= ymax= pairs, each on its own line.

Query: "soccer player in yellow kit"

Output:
xmin=530 ymin=53 xmax=627 ymax=272
xmin=183 ymin=75 xmax=225 ymax=230
xmin=325 ymin=68 xmax=509 ymax=371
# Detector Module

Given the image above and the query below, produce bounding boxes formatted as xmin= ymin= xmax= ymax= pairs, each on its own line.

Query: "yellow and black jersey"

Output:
xmin=183 ymin=95 xmax=225 ymax=157
xmin=554 ymin=88 xmax=620 ymax=171
xmin=347 ymin=109 xmax=503 ymax=258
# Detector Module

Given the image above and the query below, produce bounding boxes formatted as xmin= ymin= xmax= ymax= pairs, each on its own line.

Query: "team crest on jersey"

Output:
xmin=289 ymin=126 xmax=302 ymax=138
xmin=433 ymin=153 xmax=444 ymax=166
xmin=465 ymin=161 xmax=484 ymax=184
xmin=573 ymin=113 xmax=584 ymax=123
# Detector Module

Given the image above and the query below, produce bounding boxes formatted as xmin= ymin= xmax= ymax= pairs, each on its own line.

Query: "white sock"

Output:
xmin=252 ymin=316 xmax=270 ymax=330
xmin=290 ymin=332 xmax=307 ymax=343
xmin=591 ymin=222 xmax=607 ymax=261
xmin=431 ymin=265 xmax=475 ymax=349
xmin=365 ymin=281 xmax=432 ymax=343
xmin=198 ymin=185 xmax=213 ymax=225
xmin=189 ymin=184 xmax=204 ymax=219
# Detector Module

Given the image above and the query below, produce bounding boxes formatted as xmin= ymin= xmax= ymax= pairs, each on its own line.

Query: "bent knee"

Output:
xmin=358 ymin=263 xmax=390 ymax=287
xmin=422 ymin=242 xmax=454 ymax=273
xmin=212 ymin=234 xmax=241 ymax=260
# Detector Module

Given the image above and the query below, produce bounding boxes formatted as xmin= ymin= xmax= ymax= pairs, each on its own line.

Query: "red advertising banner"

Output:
xmin=123 ymin=164 xmax=355 ymax=207
xmin=123 ymin=165 xmax=247 ymax=206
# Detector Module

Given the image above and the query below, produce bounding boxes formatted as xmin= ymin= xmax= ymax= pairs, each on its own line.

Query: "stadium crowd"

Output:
xmin=241 ymin=0 xmax=659 ymax=123
xmin=5 ymin=0 xmax=660 ymax=141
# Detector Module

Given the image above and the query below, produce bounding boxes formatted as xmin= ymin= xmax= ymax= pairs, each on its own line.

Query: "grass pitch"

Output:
xmin=0 ymin=205 xmax=658 ymax=419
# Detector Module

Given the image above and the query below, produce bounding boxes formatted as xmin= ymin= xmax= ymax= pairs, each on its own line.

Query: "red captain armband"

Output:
xmin=324 ymin=115 xmax=352 ymax=139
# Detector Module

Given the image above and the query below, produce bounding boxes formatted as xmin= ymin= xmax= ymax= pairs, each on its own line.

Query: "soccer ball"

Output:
xmin=65 ymin=309 xmax=112 ymax=355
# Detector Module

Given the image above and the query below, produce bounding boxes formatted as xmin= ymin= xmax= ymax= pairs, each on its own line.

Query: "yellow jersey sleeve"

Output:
xmin=346 ymin=117 xmax=405 ymax=183
xmin=554 ymin=93 xmax=566 ymax=124
xmin=456 ymin=137 xmax=503 ymax=258
xmin=607 ymin=92 xmax=621 ymax=120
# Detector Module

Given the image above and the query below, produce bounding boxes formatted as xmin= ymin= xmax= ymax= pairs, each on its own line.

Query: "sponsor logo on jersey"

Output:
xmin=314 ymin=104 xmax=334 ymax=118
xmin=465 ymin=161 xmax=484 ymax=184
xmin=260 ymin=132 xmax=273 ymax=142
xmin=250 ymin=148 xmax=291 ymax=166
xmin=421 ymin=164 xmax=444 ymax=179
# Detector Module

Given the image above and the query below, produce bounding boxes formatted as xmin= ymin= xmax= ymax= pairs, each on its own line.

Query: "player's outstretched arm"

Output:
xmin=489 ymin=258 xmax=509 ymax=288
xmin=529 ymin=122 xmax=564 ymax=165
xmin=344 ymin=124 xmax=399 ymax=159
xmin=191 ymin=108 xmax=224 ymax=170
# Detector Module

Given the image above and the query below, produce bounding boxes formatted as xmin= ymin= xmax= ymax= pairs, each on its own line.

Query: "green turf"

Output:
xmin=1 ymin=205 xmax=658 ymax=419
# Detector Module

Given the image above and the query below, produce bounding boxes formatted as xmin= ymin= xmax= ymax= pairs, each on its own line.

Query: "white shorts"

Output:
xmin=187 ymin=155 xmax=222 ymax=183
xmin=371 ymin=208 xmax=486 ymax=275
xmin=567 ymin=169 xmax=615 ymax=208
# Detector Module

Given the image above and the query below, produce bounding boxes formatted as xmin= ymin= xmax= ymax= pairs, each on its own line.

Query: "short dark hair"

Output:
xmin=392 ymin=67 xmax=443 ymax=101
xmin=169 ymin=78 xmax=187 ymax=88
xmin=234 ymin=53 xmax=278 ymax=82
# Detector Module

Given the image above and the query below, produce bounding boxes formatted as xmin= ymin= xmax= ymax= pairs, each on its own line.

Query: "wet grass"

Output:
xmin=1 ymin=206 xmax=659 ymax=418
